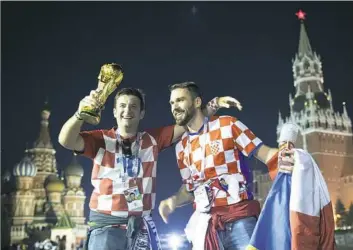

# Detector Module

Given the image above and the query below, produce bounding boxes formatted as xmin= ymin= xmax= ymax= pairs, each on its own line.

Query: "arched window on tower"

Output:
xmin=314 ymin=63 xmax=319 ymax=72
xmin=296 ymin=66 xmax=300 ymax=75
xmin=304 ymin=60 xmax=310 ymax=71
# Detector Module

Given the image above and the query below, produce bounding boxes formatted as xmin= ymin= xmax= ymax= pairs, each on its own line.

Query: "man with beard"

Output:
xmin=58 ymin=86 xmax=240 ymax=250
xmin=159 ymin=82 xmax=294 ymax=250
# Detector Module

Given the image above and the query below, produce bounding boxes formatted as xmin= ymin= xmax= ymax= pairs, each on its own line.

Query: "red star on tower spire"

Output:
xmin=296 ymin=9 xmax=306 ymax=20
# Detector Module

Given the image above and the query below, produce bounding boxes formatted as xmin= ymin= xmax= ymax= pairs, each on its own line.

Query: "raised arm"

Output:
xmin=58 ymin=91 xmax=99 ymax=151
xmin=58 ymin=113 xmax=85 ymax=151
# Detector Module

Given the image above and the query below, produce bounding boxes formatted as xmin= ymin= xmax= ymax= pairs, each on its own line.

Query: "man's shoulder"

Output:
xmin=209 ymin=115 xmax=238 ymax=126
xmin=81 ymin=127 xmax=116 ymax=138
xmin=140 ymin=129 xmax=155 ymax=140
xmin=143 ymin=125 xmax=175 ymax=141
xmin=174 ymin=132 xmax=188 ymax=150
xmin=140 ymin=128 xmax=165 ymax=147
xmin=101 ymin=127 xmax=116 ymax=134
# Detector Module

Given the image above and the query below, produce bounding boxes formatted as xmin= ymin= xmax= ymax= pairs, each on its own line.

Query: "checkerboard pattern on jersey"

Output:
xmin=88 ymin=129 xmax=159 ymax=217
xmin=175 ymin=116 xmax=262 ymax=207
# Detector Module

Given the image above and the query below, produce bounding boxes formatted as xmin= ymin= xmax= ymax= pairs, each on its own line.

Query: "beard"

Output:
xmin=173 ymin=105 xmax=196 ymax=126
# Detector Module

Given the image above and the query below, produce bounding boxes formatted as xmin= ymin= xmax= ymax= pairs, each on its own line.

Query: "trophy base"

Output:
xmin=79 ymin=111 xmax=101 ymax=125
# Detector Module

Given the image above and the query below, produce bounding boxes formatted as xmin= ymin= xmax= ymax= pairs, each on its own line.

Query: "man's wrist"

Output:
xmin=74 ymin=111 xmax=83 ymax=121
xmin=208 ymin=97 xmax=220 ymax=111
xmin=174 ymin=193 xmax=194 ymax=208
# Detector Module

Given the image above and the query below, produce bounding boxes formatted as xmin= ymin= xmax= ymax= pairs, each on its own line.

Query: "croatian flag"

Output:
xmin=247 ymin=149 xmax=336 ymax=250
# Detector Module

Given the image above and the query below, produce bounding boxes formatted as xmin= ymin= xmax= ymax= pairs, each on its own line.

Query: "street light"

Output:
xmin=168 ymin=233 xmax=182 ymax=250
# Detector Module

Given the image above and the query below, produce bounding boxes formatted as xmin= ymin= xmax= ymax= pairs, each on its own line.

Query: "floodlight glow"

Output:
xmin=168 ymin=233 xmax=181 ymax=250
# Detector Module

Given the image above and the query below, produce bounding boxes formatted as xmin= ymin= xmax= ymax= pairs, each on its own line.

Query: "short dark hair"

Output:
xmin=114 ymin=88 xmax=145 ymax=111
xmin=168 ymin=81 xmax=201 ymax=99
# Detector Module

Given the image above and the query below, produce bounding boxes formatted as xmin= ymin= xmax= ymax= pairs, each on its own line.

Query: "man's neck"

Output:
xmin=118 ymin=126 xmax=138 ymax=138
xmin=187 ymin=110 xmax=206 ymax=133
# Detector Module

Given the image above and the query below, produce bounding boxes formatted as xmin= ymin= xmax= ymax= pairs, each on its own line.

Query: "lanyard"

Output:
xmin=186 ymin=118 xmax=209 ymax=180
xmin=116 ymin=129 xmax=141 ymax=181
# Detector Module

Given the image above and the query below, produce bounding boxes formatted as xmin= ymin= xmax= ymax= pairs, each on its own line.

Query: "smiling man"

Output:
xmin=58 ymin=86 xmax=240 ymax=250
xmin=159 ymin=82 xmax=295 ymax=250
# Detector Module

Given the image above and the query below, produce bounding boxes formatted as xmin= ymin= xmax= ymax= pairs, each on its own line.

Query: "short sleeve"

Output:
xmin=75 ymin=130 xmax=105 ymax=159
xmin=231 ymin=119 xmax=263 ymax=158
xmin=145 ymin=125 xmax=175 ymax=152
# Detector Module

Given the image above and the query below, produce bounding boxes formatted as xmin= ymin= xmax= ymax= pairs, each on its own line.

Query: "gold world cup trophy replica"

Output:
xmin=80 ymin=63 xmax=124 ymax=125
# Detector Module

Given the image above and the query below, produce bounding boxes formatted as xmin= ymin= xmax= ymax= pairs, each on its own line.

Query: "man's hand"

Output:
xmin=159 ymin=196 xmax=177 ymax=224
xmin=78 ymin=90 xmax=100 ymax=114
xmin=278 ymin=148 xmax=295 ymax=174
xmin=204 ymin=96 xmax=242 ymax=118
xmin=218 ymin=96 xmax=242 ymax=111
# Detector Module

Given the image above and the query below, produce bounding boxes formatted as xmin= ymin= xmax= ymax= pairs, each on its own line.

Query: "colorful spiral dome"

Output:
xmin=13 ymin=152 xmax=37 ymax=177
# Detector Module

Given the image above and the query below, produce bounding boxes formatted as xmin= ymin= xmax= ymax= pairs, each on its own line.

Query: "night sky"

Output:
xmin=2 ymin=2 xmax=353 ymax=234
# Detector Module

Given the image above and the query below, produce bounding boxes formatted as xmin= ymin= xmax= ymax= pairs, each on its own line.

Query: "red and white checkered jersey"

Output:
xmin=79 ymin=126 xmax=174 ymax=217
xmin=175 ymin=116 xmax=262 ymax=207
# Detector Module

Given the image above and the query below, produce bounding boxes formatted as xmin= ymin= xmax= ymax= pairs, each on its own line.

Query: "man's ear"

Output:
xmin=113 ymin=108 xmax=117 ymax=118
xmin=140 ymin=110 xmax=145 ymax=120
xmin=194 ymin=97 xmax=202 ymax=108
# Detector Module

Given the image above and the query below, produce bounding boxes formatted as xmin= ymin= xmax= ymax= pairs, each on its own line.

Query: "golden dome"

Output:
xmin=46 ymin=175 xmax=65 ymax=193
xmin=65 ymin=155 xmax=84 ymax=177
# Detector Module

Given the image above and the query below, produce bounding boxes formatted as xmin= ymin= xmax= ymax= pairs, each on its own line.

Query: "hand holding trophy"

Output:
xmin=78 ymin=63 xmax=124 ymax=125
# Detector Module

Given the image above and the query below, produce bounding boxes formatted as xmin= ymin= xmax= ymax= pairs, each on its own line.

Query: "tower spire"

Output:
xmin=291 ymin=10 xmax=328 ymax=113
xmin=343 ymin=102 xmax=348 ymax=117
xmin=289 ymin=93 xmax=294 ymax=113
xmin=33 ymin=100 xmax=53 ymax=149
xmin=328 ymin=89 xmax=334 ymax=111
xmin=278 ymin=111 xmax=283 ymax=126
xmin=296 ymin=10 xmax=313 ymax=56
